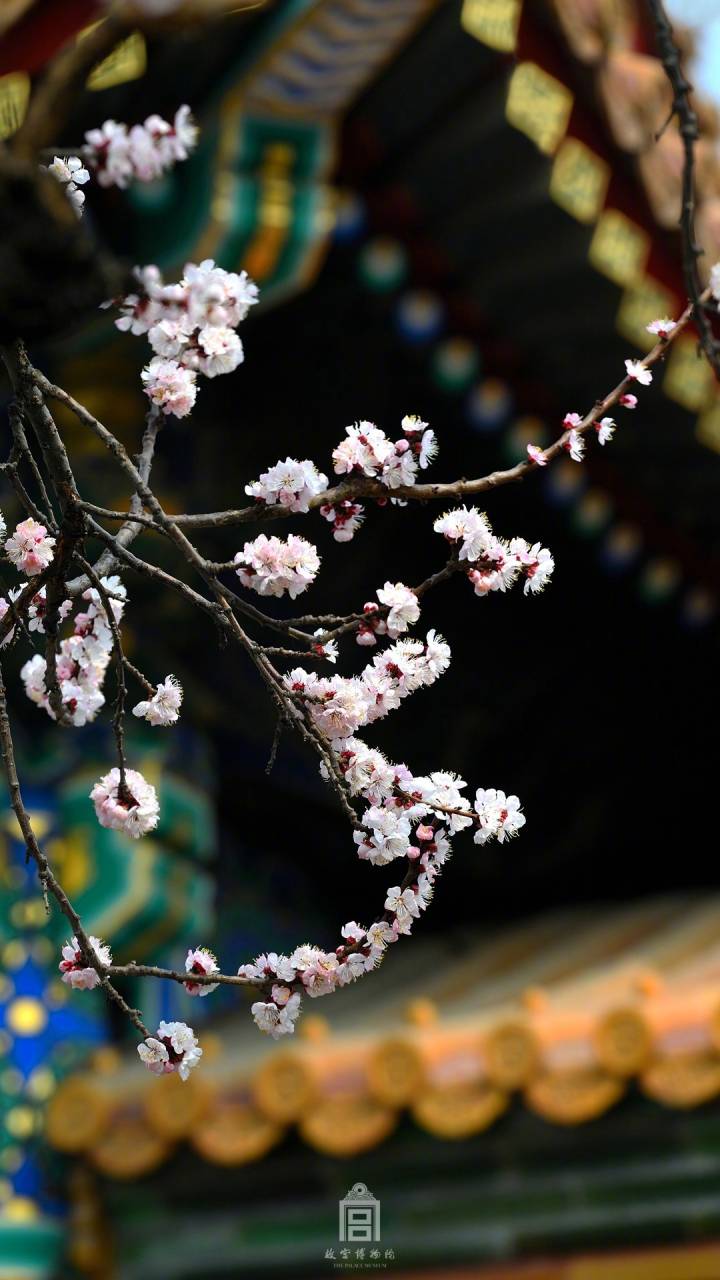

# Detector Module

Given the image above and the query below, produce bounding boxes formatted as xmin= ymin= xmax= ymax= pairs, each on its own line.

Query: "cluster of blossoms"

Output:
xmin=44 ymin=155 xmax=90 ymax=215
xmin=234 ymin=533 xmax=320 ymax=599
xmin=530 ymin=411 xmax=614 ymax=465
xmin=231 ymin=781 xmax=528 ymax=1042
xmin=112 ymin=258 xmax=258 ymax=417
xmin=85 ymin=106 xmax=197 ymax=189
xmin=245 ymin=459 xmax=328 ymax=512
xmin=473 ymin=789 xmax=526 ymax=844
xmin=284 ymin=629 xmax=451 ymax=744
xmin=278 ymin=621 xmax=525 ymax=920
xmin=19 ymin=576 xmax=126 ymax=727
xmin=43 ymin=108 xmax=196 ymax=217
xmin=239 ymin=924 xmax=396 ymax=1039
xmin=137 ymin=1021 xmax=202 ymax=1081
xmin=59 ymin=935 xmax=111 ymax=990
xmin=90 ymin=767 xmax=160 ymax=839
xmin=4 ymin=517 xmax=56 ymax=576
xmin=243 ymin=414 xmax=437 ymax=550
xmin=9 ymin=87 xmax=599 ymax=1072
xmin=42 ymin=505 xmax=534 ymax=1055
xmin=526 ymin=344 xmax=662 ymax=467
xmin=0 ymin=585 xmax=71 ymax=648
xmin=332 ymin=414 xmax=437 ymax=492
xmin=433 ymin=507 xmax=554 ymax=598
xmin=560 ymin=412 xmax=586 ymax=463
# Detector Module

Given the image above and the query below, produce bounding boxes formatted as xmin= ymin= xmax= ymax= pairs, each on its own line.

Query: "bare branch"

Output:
xmin=648 ymin=0 xmax=720 ymax=378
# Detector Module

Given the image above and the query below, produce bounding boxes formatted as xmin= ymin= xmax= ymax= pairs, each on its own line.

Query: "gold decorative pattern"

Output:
xmin=252 ymin=1050 xmax=318 ymax=1122
xmin=86 ymin=31 xmax=147 ymax=90
xmin=617 ymin=277 xmax=678 ymax=351
xmin=0 ymin=72 xmax=29 ymax=141
xmin=6 ymin=996 xmax=47 ymax=1037
xmin=506 ymin=62 xmax=573 ymax=156
xmin=367 ymin=1037 xmax=425 ymax=1105
xmin=461 ymin=0 xmax=522 ymax=52
xmin=525 ymin=1068 xmax=625 ymax=1125
xmin=550 ymin=137 xmax=610 ymax=225
xmin=300 ymin=1096 xmax=397 ymax=1156
xmin=568 ymin=1241 xmax=720 ymax=1280
xmin=695 ymin=401 xmax=720 ymax=454
xmin=642 ymin=1051 xmax=720 ymax=1109
xmin=484 ymin=1020 xmax=539 ymax=1089
xmin=589 ymin=209 xmax=650 ymax=287
xmin=593 ymin=1008 xmax=652 ymax=1077
xmin=412 ymin=1081 xmax=508 ymax=1138
xmin=144 ymin=1073 xmax=212 ymax=1139
xmin=44 ymin=898 xmax=720 ymax=1171
xmin=91 ymin=1115 xmax=170 ymax=1178
xmin=191 ymin=1100 xmax=283 ymax=1165
xmin=663 ymin=336 xmax=716 ymax=412
xmin=45 ymin=1078 xmax=112 ymax=1153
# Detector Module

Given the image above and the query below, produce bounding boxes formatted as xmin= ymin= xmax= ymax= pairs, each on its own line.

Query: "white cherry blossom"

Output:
xmin=59 ymin=935 xmax=111 ymax=990
xmin=138 ymin=1021 xmax=201 ymax=1080
xmin=625 ymin=359 xmax=652 ymax=385
xmin=133 ymin=675 xmax=183 ymax=726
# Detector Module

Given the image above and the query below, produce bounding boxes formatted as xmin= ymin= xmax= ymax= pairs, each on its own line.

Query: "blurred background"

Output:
xmin=2 ymin=0 xmax=720 ymax=1276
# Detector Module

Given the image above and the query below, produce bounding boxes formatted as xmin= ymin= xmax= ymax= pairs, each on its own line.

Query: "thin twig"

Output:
xmin=0 ymin=662 xmax=150 ymax=1037
xmin=648 ymin=0 xmax=720 ymax=377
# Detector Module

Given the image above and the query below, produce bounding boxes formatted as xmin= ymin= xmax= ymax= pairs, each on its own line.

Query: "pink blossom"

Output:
xmin=184 ymin=947 xmax=219 ymax=997
xmin=331 ymin=417 xmax=437 ymax=490
xmin=319 ymin=500 xmax=364 ymax=542
xmin=563 ymin=412 xmax=583 ymax=430
xmin=619 ymin=393 xmax=638 ymax=408
xmin=59 ymin=935 xmax=111 ymax=990
xmin=85 ymin=107 xmax=197 ymax=189
xmin=434 ymin=506 xmax=492 ymax=562
xmin=246 ymin=458 xmax=328 ymax=513
xmin=356 ymin=625 xmax=377 ymax=646
xmin=526 ymin=444 xmax=547 ymax=466
xmin=90 ymin=767 xmax=159 ymax=838
xmin=114 ymin=259 xmax=257 ymax=407
xmin=251 ymin=994 xmax=301 ymax=1038
xmin=138 ymin=1021 xmax=201 ymax=1080
xmin=20 ymin=575 xmax=126 ymax=727
xmin=332 ymin=421 xmax=394 ymax=478
xmin=141 ymin=357 xmax=197 ymax=417
xmin=234 ymin=534 xmax=320 ymax=599
xmin=4 ymin=518 xmax=55 ymax=576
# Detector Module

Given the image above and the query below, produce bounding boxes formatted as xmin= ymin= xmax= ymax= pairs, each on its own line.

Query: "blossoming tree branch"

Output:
xmin=0 ymin=87 xmax=713 ymax=1084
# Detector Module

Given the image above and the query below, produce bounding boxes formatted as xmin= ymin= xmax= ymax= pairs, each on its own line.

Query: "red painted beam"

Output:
xmin=0 ymin=0 xmax=102 ymax=77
